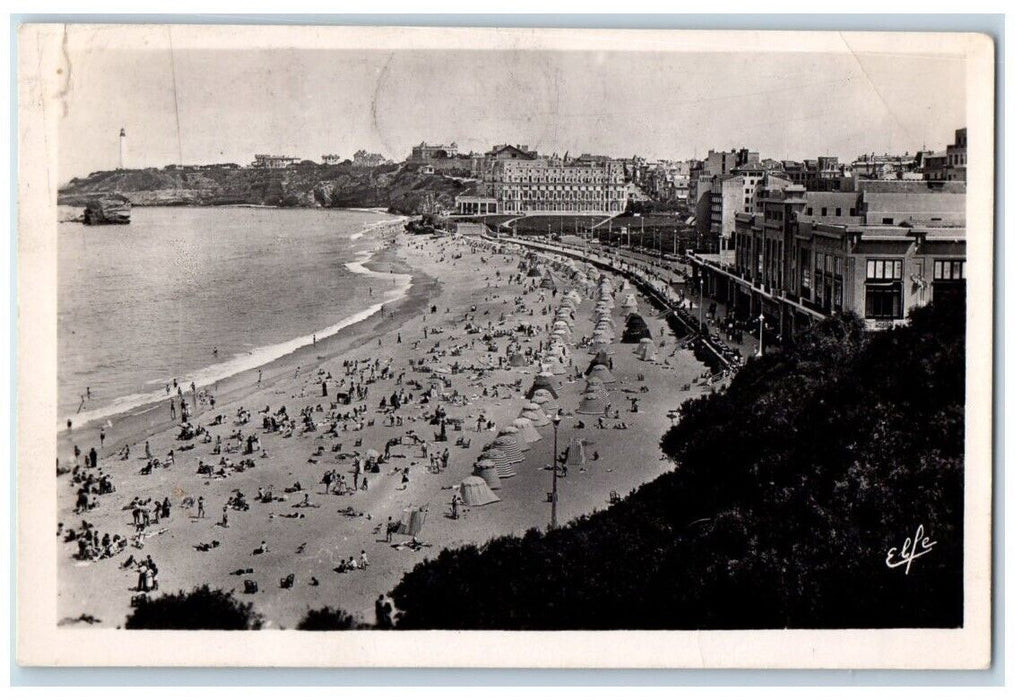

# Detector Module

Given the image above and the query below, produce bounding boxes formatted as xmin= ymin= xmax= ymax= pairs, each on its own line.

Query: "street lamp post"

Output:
xmin=550 ymin=411 xmax=562 ymax=530
xmin=757 ymin=312 xmax=765 ymax=357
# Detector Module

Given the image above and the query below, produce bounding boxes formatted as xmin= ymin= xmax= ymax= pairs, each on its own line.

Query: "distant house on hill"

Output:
xmin=352 ymin=150 xmax=390 ymax=167
xmin=321 ymin=154 xmax=343 ymax=165
xmin=409 ymin=142 xmax=459 ymax=162
xmin=251 ymin=154 xmax=300 ymax=169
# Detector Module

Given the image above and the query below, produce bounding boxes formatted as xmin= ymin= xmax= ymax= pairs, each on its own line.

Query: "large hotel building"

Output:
xmin=456 ymin=145 xmax=627 ymax=216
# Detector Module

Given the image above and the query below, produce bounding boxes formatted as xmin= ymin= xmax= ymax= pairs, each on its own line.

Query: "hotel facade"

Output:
xmin=476 ymin=146 xmax=627 ymax=215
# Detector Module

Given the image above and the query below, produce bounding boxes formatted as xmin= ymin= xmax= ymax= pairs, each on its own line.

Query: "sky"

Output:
xmin=56 ymin=42 xmax=967 ymax=182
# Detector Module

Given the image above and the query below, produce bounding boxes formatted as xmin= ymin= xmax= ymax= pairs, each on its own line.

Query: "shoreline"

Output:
xmin=58 ymin=231 xmax=711 ymax=629
xmin=58 ymin=231 xmax=433 ymax=466
xmin=58 ymin=213 xmax=409 ymax=436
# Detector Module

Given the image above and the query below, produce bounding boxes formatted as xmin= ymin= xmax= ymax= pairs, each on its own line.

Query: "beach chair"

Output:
xmin=243 ymin=580 xmax=258 ymax=594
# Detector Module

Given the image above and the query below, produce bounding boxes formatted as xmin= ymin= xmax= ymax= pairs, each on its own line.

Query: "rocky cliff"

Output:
xmin=58 ymin=163 xmax=478 ymax=215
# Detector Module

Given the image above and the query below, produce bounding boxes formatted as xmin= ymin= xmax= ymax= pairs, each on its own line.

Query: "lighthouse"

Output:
xmin=118 ymin=127 xmax=126 ymax=170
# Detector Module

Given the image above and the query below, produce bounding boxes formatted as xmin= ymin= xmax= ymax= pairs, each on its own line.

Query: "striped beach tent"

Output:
xmin=481 ymin=448 xmax=517 ymax=478
xmin=489 ymin=434 xmax=525 ymax=462
xmin=473 ymin=458 xmax=502 ymax=490
xmin=498 ymin=425 xmax=530 ymax=450
xmin=564 ymin=437 xmax=587 ymax=467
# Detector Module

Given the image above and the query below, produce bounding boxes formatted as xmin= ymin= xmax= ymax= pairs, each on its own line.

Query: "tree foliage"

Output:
xmin=124 ymin=585 xmax=264 ymax=630
xmin=390 ymin=303 xmax=965 ymax=629
xmin=296 ymin=606 xmax=362 ymax=631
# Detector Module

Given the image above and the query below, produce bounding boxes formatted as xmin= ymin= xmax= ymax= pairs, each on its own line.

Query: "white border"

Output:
xmin=15 ymin=24 xmax=995 ymax=669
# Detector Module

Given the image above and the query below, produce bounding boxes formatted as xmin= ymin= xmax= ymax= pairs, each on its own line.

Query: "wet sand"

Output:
xmin=57 ymin=230 xmax=712 ymax=629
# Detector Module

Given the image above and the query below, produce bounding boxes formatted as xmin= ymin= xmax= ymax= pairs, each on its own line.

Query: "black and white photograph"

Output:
xmin=15 ymin=22 xmax=994 ymax=669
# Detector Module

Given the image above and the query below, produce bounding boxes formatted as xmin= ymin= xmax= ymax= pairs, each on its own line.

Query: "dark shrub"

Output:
xmin=124 ymin=585 xmax=263 ymax=630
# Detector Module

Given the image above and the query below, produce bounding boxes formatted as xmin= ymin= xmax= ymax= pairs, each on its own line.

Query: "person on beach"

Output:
xmin=197 ymin=496 xmax=205 ymax=519
xmin=213 ymin=346 xmax=218 ymax=357
xmin=99 ymin=428 xmax=105 ymax=447
xmin=257 ymin=370 xmax=262 ymax=387
xmin=67 ymin=419 xmax=72 ymax=432
xmin=220 ymin=506 xmax=229 ymax=528
xmin=170 ymin=399 xmax=176 ymax=420
xmin=89 ymin=447 xmax=97 ymax=469
xmin=144 ymin=441 xmax=152 ymax=460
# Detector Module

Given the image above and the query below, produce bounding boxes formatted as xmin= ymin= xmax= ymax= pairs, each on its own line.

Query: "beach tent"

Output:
xmin=473 ymin=458 xmax=502 ymax=490
xmin=622 ymin=293 xmax=638 ymax=311
xmin=526 ymin=373 xmax=559 ymax=399
xmin=520 ymin=403 xmax=550 ymax=427
xmin=586 ymin=351 xmax=613 ymax=371
xmin=636 ymin=338 xmax=658 ymax=361
xmin=530 ymin=389 xmax=559 ymax=409
xmin=622 ymin=313 xmax=652 ymax=343
xmin=459 ymin=476 xmax=501 ymax=506
xmin=564 ymin=437 xmax=587 ymax=467
xmin=396 ymin=505 xmax=429 ymax=537
xmin=481 ymin=448 xmax=517 ymax=478
xmin=576 ymin=391 xmax=608 ymax=415
xmin=588 ymin=341 xmax=614 ymax=356
xmin=585 ymin=376 xmax=608 ymax=396
xmin=490 ymin=434 xmax=525 ymax=462
xmin=498 ymin=425 xmax=530 ymax=450
xmin=512 ymin=417 xmax=542 ymax=443
xmin=587 ymin=363 xmax=617 ymax=384
xmin=566 ymin=290 xmax=583 ymax=305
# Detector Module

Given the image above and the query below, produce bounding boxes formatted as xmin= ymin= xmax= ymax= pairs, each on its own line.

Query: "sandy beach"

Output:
xmin=56 ymin=227 xmax=712 ymax=629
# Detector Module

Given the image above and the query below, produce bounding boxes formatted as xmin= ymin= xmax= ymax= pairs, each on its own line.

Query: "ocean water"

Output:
xmin=58 ymin=206 xmax=407 ymax=429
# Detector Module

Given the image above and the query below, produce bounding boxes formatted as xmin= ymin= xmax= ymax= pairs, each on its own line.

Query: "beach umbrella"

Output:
xmin=458 ymin=476 xmax=500 ymax=506
xmin=474 ymin=459 xmax=502 ymax=490
xmin=564 ymin=437 xmax=587 ymax=467
xmin=512 ymin=417 xmax=542 ymax=443
xmin=587 ymin=363 xmax=617 ymax=384
xmin=576 ymin=391 xmax=607 ymax=415
xmin=622 ymin=313 xmax=652 ymax=343
xmin=490 ymin=434 xmax=525 ymax=462
xmin=396 ymin=505 xmax=429 ymax=537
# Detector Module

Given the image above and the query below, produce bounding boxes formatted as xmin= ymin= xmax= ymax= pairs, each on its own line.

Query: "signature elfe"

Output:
xmin=885 ymin=525 xmax=937 ymax=574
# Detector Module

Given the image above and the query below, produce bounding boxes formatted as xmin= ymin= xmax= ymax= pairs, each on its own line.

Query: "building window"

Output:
xmin=933 ymin=260 xmax=965 ymax=280
xmin=835 ymin=208 xmax=842 ymax=216
xmin=867 ymin=259 xmax=902 ymax=280
xmin=865 ymin=258 xmax=904 ymax=320
xmin=882 ymin=217 xmax=894 ymax=225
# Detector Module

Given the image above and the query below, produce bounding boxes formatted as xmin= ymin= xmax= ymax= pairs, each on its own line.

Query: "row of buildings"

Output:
xmin=688 ymin=171 xmax=966 ymax=335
